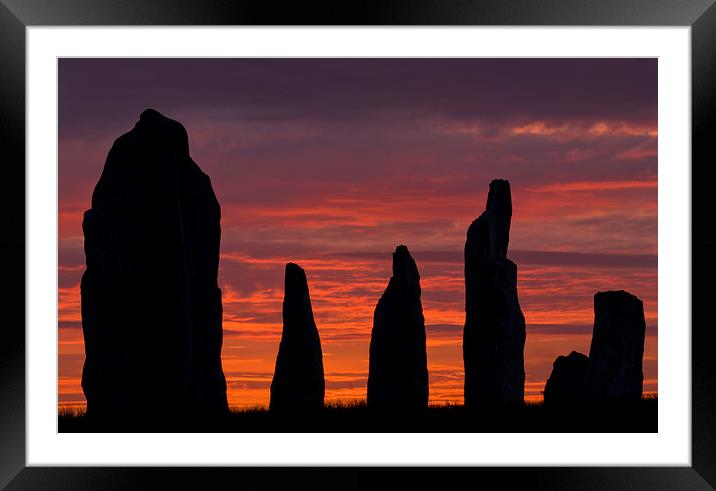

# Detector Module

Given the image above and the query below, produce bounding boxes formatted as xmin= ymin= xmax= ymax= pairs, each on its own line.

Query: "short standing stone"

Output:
xmin=584 ymin=290 xmax=646 ymax=401
xmin=368 ymin=245 xmax=429 ymax=410
xmin=270 ymin=263 xmax=325 ymax=411
xmin=543 ymin=351 xmax=588 ymax=406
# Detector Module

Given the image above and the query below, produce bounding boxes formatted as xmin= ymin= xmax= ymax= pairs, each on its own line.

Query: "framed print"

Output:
xmin=3 ymin=0 xmax=716 ymax=489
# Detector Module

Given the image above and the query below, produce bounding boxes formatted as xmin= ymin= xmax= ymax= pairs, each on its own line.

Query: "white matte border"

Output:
xmin=27 ymin=27 xmax=690 ymax=466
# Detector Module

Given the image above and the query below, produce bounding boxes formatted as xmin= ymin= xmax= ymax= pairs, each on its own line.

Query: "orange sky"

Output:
xmin=58 ymin=58 xmax=658 ymax=409
xmin=58 ymin=177 xmax=658 ymax=408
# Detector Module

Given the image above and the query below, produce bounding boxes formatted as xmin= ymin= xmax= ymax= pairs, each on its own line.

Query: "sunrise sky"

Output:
xmin=58 ymin=58 xmax=657 ymax=409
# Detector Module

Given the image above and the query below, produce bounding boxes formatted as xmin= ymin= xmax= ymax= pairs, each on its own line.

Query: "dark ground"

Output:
xmin=58 ymin=397 xmax=657 ymax=433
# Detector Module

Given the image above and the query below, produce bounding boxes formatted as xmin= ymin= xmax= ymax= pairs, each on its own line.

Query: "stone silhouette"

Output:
xmin=81 ymin=109 xmax=228 ymax=420
xmin=543 ymin=351 xmax=588 ymax=406
xmin=368 ymin=245 xmax=429 ymax=410
xmin=463 ymin=179 xmax=526 ymax=407
xmin=584 ymin=290 xmax=646 ymax=401
xmin=270 ymin=263 xmax=325 ymax=411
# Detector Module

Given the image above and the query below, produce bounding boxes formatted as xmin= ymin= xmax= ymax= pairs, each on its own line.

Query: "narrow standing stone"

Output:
xmin=270 ymin=263 xmax=325 ymax=412
xmin=463 ymin=179 xmax=526 ymax=407
xmin=368 ymin=245 xmax=429 ymax=410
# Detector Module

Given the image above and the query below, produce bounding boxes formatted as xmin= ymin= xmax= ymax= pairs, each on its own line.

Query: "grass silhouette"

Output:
xmin=58 ymin=396 xmax=657 ymax=433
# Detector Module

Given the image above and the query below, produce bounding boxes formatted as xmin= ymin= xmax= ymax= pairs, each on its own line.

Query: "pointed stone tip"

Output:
xmin=392 ymin=244 xmax=419 ymax=281
xmin=284 ymin=262 xmax=310 ymax=301
xmin=285 ymin=262 xmax=306 ymax=278
xmin=137 ymin=108 xmax=178 ymax=129
xmin=140 ymin=108 xmax=164 ymax=121
xmin=394 ymin=244 xmax=410 ymax=257
xmin=137 ymin=108 xmax=180 ymax=130
xmin=136 ymin=109 xmax=188 ymax=144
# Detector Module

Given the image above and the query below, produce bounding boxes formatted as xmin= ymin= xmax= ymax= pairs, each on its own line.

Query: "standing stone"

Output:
xmin=81 ymin=109 xmax=228 ymax=420
xmin=584 ymin=290 xmax=646 ymax=401
xmin=463 ymin=179 xmax=526 ymax=407
xmin=270 ymin=263 xmax=325 ymax=411
xmin=543 ymin=351 xmax=588 ymax=406
xmin=368 ymin=245 xmax=429 ymax=410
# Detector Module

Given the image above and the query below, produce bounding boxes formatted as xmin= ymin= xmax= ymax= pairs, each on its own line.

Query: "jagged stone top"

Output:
xmin=592 ymin=290 xmax=646 ymax=339
xmin=586 ymin=289 xmax=646 ymax=401
xmin=466 ymin=178 xmax=513 ymax=262
xmin=594 ymin=290 xmax=643 ymax=308
xmin=554 ymin=351 xmax=588 ymax=367
xmin=485 ymin=179 xmax=512 ymax=223
xmin=135 ymin=108 xmax=190 ymax=155
xmin=391 ymin=245 xmax=420 ymax=285
xmin=90 ymin=108 xmax=197 ymax=208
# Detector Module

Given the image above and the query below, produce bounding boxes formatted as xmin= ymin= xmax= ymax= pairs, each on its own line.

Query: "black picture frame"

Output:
xmin=2 ymin=1 xmax=714 ymax=489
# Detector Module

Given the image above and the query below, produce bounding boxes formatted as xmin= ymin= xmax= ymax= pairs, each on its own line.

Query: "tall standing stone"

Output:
xmin=584 ymin=290 xmax=646 ymax=401
xmin=81 ymin=109 xmax=228 ymax=420
xmin=368 ymin=245 xmax=429 ymax=410
xmin=463 ymin=179 xmax=526 ymax=407
xmin=270 ymin=263 xmax=325 ymax=411
xmin=543 ymin=351 xmax=589 ymax=406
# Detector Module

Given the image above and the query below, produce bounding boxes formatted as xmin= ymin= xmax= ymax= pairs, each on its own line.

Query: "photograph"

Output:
xmin=2 ymin=0 xmax=712 ymax=485
xmin=56 ymin=57 xmax=658 ymax=433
